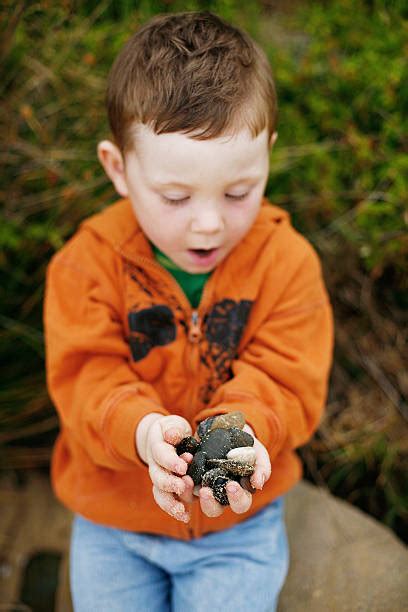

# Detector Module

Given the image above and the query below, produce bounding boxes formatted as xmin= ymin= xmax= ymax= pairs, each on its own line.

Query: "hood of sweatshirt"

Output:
xmin=80 ymin=197 xmax=297 ymax=301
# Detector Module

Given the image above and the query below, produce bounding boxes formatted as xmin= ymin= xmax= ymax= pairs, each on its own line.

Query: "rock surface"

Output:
xmin=229 ymin=428 xmax=254 ymax=448
xmin=186 ymin=449 xmax=207 ymax=485
xmin=278 ymin=480 xmax=408 ymax=611
xmin=206 ymin=458 xmax=255 ymax=477
xmin=175 ymin=436 xmax=199 ymax=456
xmin=209 ymin=411 xmax=246 ymax=432
xmin=200 ymin=428 xmax=233 ymax=458
xmin=227 ymin=446 xmax=256 ymax=465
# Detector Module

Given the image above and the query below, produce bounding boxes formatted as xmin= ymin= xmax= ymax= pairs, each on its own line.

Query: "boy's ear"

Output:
xmin=97 ymin=140 xmax=129 ymax=197
xmin=269 ymin=131 xmax=278 ymax=149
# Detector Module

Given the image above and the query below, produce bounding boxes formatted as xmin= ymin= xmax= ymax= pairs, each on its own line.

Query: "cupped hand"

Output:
xmin=198 ymin=424 xmax=271 ymax=518
xmin=137 ymin=414 xmax=195 ymax=523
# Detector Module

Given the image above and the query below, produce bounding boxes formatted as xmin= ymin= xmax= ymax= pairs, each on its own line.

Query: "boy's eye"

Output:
xmin=225 ymin=192 xmax=249 ymax=201
xmin=161 ymin=195 xmax=190 ymax=205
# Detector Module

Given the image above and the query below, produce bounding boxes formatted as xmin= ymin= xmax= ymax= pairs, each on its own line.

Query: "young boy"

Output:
xmin=44 ymin=11 xmax=333 ymax=611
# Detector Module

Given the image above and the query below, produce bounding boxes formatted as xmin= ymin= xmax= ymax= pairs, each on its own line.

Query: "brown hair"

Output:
xmin=106 ymin=11 xmax=277 ymax=151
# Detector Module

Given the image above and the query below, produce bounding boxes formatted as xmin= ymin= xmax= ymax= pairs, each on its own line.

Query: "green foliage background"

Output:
xmin=1 ymin=0 xmax=407 ymax=539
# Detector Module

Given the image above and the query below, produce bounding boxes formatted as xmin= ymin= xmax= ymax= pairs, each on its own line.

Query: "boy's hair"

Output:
xmin=106 ymin=11 xmax=277 ymax=151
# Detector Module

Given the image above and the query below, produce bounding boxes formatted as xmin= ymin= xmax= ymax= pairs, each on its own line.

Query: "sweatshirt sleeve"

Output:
xmin=44 ymin=232 xmax=169 ymax=470
xmin=193 ymin=246 xmax=334 ymax=461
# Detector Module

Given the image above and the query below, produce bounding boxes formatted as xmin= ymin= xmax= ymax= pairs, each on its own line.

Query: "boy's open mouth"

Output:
xmin=187 ymin=247 xmax=220 ymax=266
xmin=190 ymin=248 xmax=216 ymax=257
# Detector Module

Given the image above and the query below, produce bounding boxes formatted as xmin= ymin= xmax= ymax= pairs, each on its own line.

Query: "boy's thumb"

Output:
xmin=161 ymin=416 xmax=192 ymax=445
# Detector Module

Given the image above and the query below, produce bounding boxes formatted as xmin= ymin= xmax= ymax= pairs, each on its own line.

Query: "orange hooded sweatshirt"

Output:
xmin=44 ymin=197 xmax=334 ymax=539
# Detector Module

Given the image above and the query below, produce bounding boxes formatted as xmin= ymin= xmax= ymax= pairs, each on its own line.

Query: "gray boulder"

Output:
xmin=278 ymin=480 xmax=408 ymax=611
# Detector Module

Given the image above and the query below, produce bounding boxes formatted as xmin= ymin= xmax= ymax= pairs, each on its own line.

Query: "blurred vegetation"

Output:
xmin=1 ymin=0 xmax=407 ymax=540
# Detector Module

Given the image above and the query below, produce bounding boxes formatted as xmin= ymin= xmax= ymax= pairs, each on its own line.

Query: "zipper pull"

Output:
xmin=188 ymin=310 xmax=202 ymax=343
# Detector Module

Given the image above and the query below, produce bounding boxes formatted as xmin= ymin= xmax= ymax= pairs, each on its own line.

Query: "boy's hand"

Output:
xmin=136 ymin=414 xmax=195 ymax=523
xmin=198 ymin=424 xmax=271 ymax=518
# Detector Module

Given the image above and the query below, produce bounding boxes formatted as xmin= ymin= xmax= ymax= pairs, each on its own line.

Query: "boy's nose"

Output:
xmin=190 ymin=205 xmax=224 ymax=234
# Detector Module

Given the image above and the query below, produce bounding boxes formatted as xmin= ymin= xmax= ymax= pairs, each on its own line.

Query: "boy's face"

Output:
xmin=100 ymin=124 xmax=273 ymax=273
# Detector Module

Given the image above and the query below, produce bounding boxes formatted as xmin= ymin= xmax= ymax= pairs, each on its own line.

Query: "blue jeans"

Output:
xmin=70 ymin=498 xmax=289 ymax=612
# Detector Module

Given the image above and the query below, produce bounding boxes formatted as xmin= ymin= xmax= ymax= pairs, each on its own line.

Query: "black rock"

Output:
xmin=202 ymin=467 xmax=229 ymax=488
xmin=179 ymin=416 xmax=258 ymax=506
xmin=200 ymin=428 xmax=232 ymax=459
xmin=197 ymin=416 xmax=215 ymax=440
xmin=229 ymin=428 xmax=254 ymax=449
xmin=176 ymin=436 xmax=200 ymax=456
xmin=212 ymin=475 xmax=230 ymax=505
xmin=240 ymin=476 xmax=256 ymax=493
xmin=186 ymin=450 xmax=207 ymax=485
xmin=206 ymin=458 xmax=255 ymax=477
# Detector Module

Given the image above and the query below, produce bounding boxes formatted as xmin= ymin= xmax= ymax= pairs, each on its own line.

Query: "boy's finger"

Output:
xmin=160 ymin=416 xmax=192 ymax=445
xmin=178 ymin=475 xmax=194 ymax=504
xmin=152 ymin=486 xmax=190 ymax=523
xmin=198 ymin=486 xmax=224 ymax=518
xmin=179 ymin=452 xmax=193 ymax=464
xmin=226 ymin=481 xmax=252 ymax=514
xmin=163 ymin=427 xmax=184 ymax=445
xmin=149 ymin=462 xmax=186 ymax=496
xmin=150 ymin=440 xmax=188 ymax=476
xmin=242 ymin=424 xmax=271 ymax=489
xmin=250 ymin=440 xmax=272 ymax=490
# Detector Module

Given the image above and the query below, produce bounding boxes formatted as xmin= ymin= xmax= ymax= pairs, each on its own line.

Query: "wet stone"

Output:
xmin=176 ymin=436 xmax=200 ymax=456
xmin=187 ymin=450 xmax=207 ymax=485
xmin=202 ymin=467 xmax=229 ymax=488
xmin=200 ymin=428 xmax=232 ymax=459
xmin=229 ymin=428 xmax=254 ymax=449
xmin=210 ymin=411 xmax=245 ymax=432
xmin=240 ymin=476 xmax=256 ymax=493
xmin=212 ymin=475 xmax=230 ymax=506
xmin=197 ymin=416 xmax=215 ymax=440
xmin=227 ymin=446 xmax=256 ymax=465
xmin=176 ymin=416 xmax=259 ymax=508
xmin=207 ymin=458 xmax=255 ymax=477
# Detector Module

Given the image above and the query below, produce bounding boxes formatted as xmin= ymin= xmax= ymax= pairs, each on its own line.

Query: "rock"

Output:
xmin=240 ymin=476 xmax=256 ymax=493
xmin=176 ymin=436 xmax=200 ymax=455
xmin=175 ymin=436 xmax=200 ymax=456
xmin=202 ymin=467 xmax=229 ymax=488
xmin=197 ymin=416 xmax=215 ymax=440
xmin=207 ymin=458 xmax=255 ymax=477
xmin=200 ymin=428 xmax=233 ymax=459
xmin=278 ymin=480 xmax=408 ymax=612
xmin=202 ymin=468 xmax=233 ymax=506
xmin=211 ymin=474 xmax=230 ymax=506
xmin=180 ymin=417 xmax=256 ymax=504
xmin=186 ymin=450 xmax=207 ymax=485
xmin=227 ymin=446 xmax=256 ymax=465
xmin=229 ymin=428 xmax=254 ymax=449
xmin=210 ymin=411 xmax=245 ymax=432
